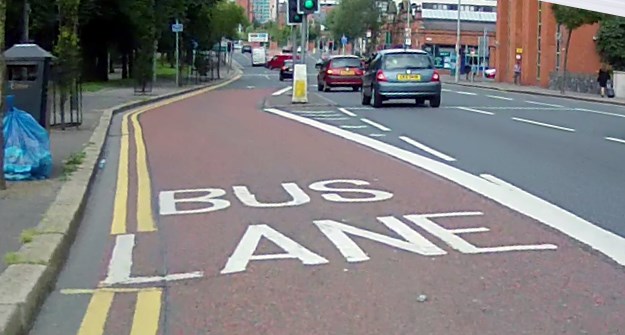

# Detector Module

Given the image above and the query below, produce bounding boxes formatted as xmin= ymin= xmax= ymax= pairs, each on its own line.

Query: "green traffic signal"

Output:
xmin=304 ymin=0 xmax=314 ymax=9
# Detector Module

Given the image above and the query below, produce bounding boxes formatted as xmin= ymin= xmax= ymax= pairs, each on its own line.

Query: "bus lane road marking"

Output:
xmin=263 ymin=108 xmax=625 ymax=267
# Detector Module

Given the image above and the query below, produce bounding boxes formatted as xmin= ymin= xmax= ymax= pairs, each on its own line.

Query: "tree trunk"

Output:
xmin=0 ymin=0 xmax=7 ymax=190
xmin=561 ymin=28 xmax=573 ymax=95
xmin=121 ymin=52 xmax=128 ymax=79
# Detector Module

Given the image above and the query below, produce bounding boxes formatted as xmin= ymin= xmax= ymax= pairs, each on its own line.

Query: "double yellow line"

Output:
xmin=109 ymin=74 xmax=242 ymax=235
xmin=65 ymin=288 xmax=162 ymax=335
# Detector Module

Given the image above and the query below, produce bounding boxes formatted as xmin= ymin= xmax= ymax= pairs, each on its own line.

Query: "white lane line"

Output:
xmin=487 ymin=95 xmax=513 ymax=101
xmin=341 ymin=125 xmax=367 ymax=129
xmin=369 ymin=134 xmax=386 ymax=137
xmin=338 ymin=108 xmax=357 ymax=117
xmin=576 ymin=108 xmax=625 ymax=119
xmin=272 ymin=86 xmax=292 ymax=96
xmin=456 ymin=107 xmax=494 ymax=115
xmin=361 ymin=118 xmax=391 ymax=131
xmin=525 ymin=100 xmax=564 ymax=108
xmin=103 ymin=234 xmax=135 ymax=284
xmin=605 ymin=137 xmax=625 ymax=144
xmin=314 ymin=117 xmax=349 ymax=121
xmin=442 ymin=88 xmax=453 ymax=92
xmin=511 ymin=117 xmax=575 ymax=132
xmin=264 ymin=107 xmax=625 ymax=268
xmin=455 ymin=91 xmax=477 ymax=95
xmin=399 ymin=136 xmax=456 ymax=162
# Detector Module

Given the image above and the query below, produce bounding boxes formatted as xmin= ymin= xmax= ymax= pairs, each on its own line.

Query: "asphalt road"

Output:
xmin=28 ymin=54 xmax=625 ymax=335
xmin=269 ymin=80 xmax=625 ymax=238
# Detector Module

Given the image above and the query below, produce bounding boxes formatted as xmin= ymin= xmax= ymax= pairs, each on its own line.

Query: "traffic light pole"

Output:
xmin=300 ymin=16 xmax=307 ymax=65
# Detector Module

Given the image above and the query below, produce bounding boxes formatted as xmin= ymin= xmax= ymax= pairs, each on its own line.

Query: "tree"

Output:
xmin=551 ymin=4 xmax=603 ymax=93
xmin=0 ymin=0 xmax=6 ymax=190
xmin=596 ymin=15 xmax=625 ymax=71
xmin=326 ymin=0 xmax=380 ymax=53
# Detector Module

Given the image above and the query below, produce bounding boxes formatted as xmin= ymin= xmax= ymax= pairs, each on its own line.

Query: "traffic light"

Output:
xmin=297 ymin=0 xmax=319 ymax=14
xmin=287 ymin=0 xmax=303 ymax=24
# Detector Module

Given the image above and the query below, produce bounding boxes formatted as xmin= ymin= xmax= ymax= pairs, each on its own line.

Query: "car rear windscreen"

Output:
xmin=383 ymin=53 xmax=433 ymax=70
xmin=331 ymin=58 xmax=362 ymax=68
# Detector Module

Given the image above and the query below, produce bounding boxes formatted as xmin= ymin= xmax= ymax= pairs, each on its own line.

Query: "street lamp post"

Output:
xmin=454 ymin=0 xmax=461 ymax=83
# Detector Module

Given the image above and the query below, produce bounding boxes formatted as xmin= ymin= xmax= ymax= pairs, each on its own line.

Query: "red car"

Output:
xmin=266 ymin=54 xmax=299 ymax=70
xmin=316 ymin=55 xmax=364 ymax=92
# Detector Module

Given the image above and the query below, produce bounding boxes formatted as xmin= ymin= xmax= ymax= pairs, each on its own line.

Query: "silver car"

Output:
xmin=361 ymin=49 xmax=442 ymax=108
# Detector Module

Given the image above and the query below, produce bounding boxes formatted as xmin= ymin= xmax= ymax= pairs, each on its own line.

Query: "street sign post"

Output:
xmin=172 ymin=20 xmax=184 ymax=87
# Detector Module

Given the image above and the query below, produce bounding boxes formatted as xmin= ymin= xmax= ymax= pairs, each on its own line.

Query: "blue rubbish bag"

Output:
xmin=2 ymin=95 xmax=52 ymax=180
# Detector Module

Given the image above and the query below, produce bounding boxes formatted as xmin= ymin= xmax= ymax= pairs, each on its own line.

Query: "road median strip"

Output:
xmin=0 ymin=68 xmax=243 ymax=335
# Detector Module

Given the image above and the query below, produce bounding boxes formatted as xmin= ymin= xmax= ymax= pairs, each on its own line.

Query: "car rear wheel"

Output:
xmin=415 ymin=98 xmax=425 ymax=105
xmin=361 ymin=87 xmax=371 ymax=105
xmin=352 ymin=86 xmax=360 ymax=92
xmin=279 ymin=74 xmax=284 ymax=81
xmin=317 ymin=81 xmax=323 ymax=91
xmin=371 ymin=87 xmax=383 ymax=108
xmin=429 ymin=95 xmax=441 ymax=108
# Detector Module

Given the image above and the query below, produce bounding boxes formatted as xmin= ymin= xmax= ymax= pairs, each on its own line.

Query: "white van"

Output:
xmin=251 ymin=47 xmax=267 ymax=67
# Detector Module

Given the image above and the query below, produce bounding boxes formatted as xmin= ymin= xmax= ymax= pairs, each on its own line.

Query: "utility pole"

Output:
xmin=454 ymin=0 xmax=461 ymax=83
xmin=405 ymin=2 xmax=411 ymax=48
xmin=21 ymin=0 xmax=30 ymax=43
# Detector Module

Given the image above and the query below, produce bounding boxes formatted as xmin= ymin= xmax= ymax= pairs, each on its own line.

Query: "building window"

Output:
xmin=556 ymin=24 xmax=562 ymax=71
xmin=537 ymin=1 xmax=542 ymax=81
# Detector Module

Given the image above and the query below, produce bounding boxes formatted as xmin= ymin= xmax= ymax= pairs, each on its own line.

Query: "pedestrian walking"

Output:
xmin=597 ymin=64 xmax=611 ymax=98
xmin=513 ymin=62 xmax=521 ymax=85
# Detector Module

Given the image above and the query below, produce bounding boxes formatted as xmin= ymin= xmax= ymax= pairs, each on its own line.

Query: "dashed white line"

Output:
xmin=399 ymin=136 xmax=456 ymax=162
xmin=605 ymin=137 xmax=625 ymax=144
xmin=442 ymin=88 xmax=453 ymax=92
xmin=272 ymin=86 xmax=292 ymax=96
xmin=341 ymin=125 xmax=367 ymax=129
xmin=456 ymin=107 xmax=494 ymax=115
xmin=338 ymin=108 xmax=357 ymax=117
xmin=314 ymin=117 xmax=349 ymax=121
xmin=575 ymin=108 xmax=625 ymax=119
xmin=369 ymin=134 xmax=386 ymax=137
xmin=487 ymin=95 xmax=513 ymax=101
xmin=455 ymin=91 xmax=477 ymax=95
xmin=525 ymin=100 xmax=564 ymax=108
xmin=511 ymin=117 xmax=575 ymax=132
xmin=360 ymin=118 xmax=391 ymax=131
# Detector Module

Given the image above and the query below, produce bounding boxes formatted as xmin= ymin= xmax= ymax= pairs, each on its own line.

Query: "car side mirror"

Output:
xmin=315 ymin=62 xmax=322 ymax=68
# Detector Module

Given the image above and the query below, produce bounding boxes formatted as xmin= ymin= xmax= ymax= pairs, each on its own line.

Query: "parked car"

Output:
xmin=242 ymin=45 xmax=252 ymax=54
xmin=361 ymin=48 xmax=441 ymax=108
xmin=279 ymin=60 xmax=294 ymax=81
xmin=266 ymin=54 xmax=297 ymax=70
xmin=316 ymin=55 xmax=364 ymax=92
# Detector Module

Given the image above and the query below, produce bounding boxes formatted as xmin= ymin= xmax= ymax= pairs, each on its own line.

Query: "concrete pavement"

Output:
xmin=26 ymin=56 xmax=625 ymax=334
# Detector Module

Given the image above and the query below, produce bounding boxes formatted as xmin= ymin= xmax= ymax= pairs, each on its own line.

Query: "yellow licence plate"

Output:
xmin=397 ymin=74 xmax=421 ymax=81
xmin=340 ymin=70 xmax=355 ymax=75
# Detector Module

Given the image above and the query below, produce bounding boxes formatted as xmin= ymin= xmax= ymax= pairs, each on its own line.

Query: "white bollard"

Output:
xmin=292 ymin=64 xmax=308 ymax=103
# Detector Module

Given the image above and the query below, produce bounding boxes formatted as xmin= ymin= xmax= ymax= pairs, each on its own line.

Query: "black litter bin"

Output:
xmin=3 ymin=43 xmax=55 ymax=129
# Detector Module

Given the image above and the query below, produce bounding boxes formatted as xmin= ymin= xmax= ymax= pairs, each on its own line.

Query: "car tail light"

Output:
xmin=376 ymin=70 xmax=387 ymax=82
xmin=282 ymin=66 xmax=288 ymax=71
xmin=431 ymin=70 xmax=440 ymax=82
xmin=355 ymin=68 xmax=363 ymax=75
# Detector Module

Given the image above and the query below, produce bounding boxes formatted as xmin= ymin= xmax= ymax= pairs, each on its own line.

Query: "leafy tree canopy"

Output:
xmin=596 ymin=15 xmax=625 ymax=71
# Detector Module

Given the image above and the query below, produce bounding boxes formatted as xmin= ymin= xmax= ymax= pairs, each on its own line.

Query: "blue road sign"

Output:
xmin=341 ymin=35 xmax=348 ymax=46
xmin=172 ymin=23 xmax=184 ymax=33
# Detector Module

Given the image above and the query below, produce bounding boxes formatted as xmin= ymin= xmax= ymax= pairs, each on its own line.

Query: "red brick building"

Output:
xmin=495 ymin=0 xmax=601 ymax=87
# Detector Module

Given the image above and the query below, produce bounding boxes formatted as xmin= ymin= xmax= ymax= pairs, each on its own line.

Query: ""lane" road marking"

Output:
xmin=525 ymin=100 xmax=564 ymax=108
xmin=576 ymin=108 xmax=625 ymax=119
xmin=264 ymin=107 xmax=625 ymax=267
xmin=456 ymin=107 xmax=494 ymax=115
xmin=361 ymin=118 xmax=391 ymax=131
xmin=455 ymin=91 xmax=477 ymax=95
xmin=400 ymin=136 xmax=456 ymax=162
xmin=511 ymin=117 xmax=575 ymax=132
